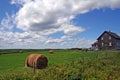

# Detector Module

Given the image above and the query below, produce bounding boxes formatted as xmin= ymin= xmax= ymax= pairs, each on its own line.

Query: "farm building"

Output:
xmin=92 ymin=31 xmax=120 ymax=50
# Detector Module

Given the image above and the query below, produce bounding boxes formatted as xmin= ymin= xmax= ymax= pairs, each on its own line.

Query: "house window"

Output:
xmin=102 ymin=42 xmax=104 ymax=47
xmin=109 ymin=42 xmax=112 ymax=46
xmin=95 ymin=45 xmax=97 ymax=47
xmin=109 ymin=36 xmax=111 ymax=40
xmin=116 ymin=41 xmax=120 ymax=49
xmin=101 ymin=37 xmax=103 ymax=40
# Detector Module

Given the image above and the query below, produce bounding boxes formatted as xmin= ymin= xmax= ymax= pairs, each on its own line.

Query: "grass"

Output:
xmin=0 ymin=50 xmax=101 ymax=71
xmin=0 ymin=50 xmax=83 ymax=72
xmin=0 ymin=49 xmax=120 ymax=80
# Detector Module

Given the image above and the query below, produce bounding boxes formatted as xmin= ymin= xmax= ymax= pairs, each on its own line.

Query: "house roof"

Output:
xmin=97 ymin=31 xmax=120 ymax=40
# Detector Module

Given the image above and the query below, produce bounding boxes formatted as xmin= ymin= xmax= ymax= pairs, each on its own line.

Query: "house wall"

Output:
xmin=92 ymin=43 xmax=98 ymax=50
xmin=97 ymin=32 xmax=116 ymax=50
xmin=116 ymin=39 xmax=120 ymax=50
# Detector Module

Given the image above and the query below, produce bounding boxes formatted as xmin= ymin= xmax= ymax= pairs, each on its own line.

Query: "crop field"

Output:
xmin=0 ymin=49 xmax=120 ymax=80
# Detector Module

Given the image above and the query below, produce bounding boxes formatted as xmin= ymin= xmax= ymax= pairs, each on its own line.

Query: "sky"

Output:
xmin=0 ymin=0 xmax=120 ymax=49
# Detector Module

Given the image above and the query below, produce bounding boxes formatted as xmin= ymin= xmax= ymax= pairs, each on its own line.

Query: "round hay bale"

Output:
xmin=25 ymin=54 xmax=48 ymax=69
xmin=19 ymin=50 xmax=23 ymax=53
xmin=49 ymin=50 xmax=54 ymax=54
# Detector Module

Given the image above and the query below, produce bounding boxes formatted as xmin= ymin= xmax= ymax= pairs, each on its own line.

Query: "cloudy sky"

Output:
xmin=0 ymin=0 xmax=120 ymax=49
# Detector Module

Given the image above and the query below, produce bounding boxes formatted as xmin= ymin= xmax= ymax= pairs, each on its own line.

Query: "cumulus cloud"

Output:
xmin=60 ymin=24 xmax=85 ymax=35
xmin=73 ymin=38 xmax=95 ymax=48
xmin=0 ymin=31 xmax=48 ymax=49
xmin=0 ymin=0 xmax=120 ymax=49
xmin=13 ymin=0 xmax=88 ymax=35
xmin=0 ymin=13 xmax=15 ymax=31
xmin=45 ymin=35 xmax=71 ymax=44
xmin=0 ymin=30 xmax=94 ymax=49
xmin=12 ymin=0 xmax=120 ymax=33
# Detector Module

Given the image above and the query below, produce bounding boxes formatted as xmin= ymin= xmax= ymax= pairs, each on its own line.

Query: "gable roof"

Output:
xmin=97 ymin=31 xmax=120 ymax=40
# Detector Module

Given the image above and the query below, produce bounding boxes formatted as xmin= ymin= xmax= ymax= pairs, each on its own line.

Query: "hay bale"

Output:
xmin=49 ymin=50 xmax=54 ymax=54
xmin=25 ymin=54 xmax=48 ymax=69
xmin=19 ymin=50 xmax=23 ymax=53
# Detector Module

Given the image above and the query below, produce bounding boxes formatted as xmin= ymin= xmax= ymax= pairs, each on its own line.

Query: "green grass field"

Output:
xmin=0 ymin=50 xmax=120 ymax=80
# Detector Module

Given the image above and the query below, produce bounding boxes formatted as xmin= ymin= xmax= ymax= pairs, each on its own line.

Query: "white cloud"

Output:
xmin=0 ymin=0 xmax=120 ymax=49
xmin=61 ymin=24 xmax=85 ymax=35
xmin=0 ymin=31 xmax=48 ymax=49
xmin=45 ymin=35 xmax=71 ymax=44
xmin=11 ymin=0 xmax=32 ymax=5
xmin=44 ymin=37 xmax=94 ymax=49
xmin=0 ymin=30 xmax=94 ymax=49
xmin=0 ymin=13 xmax=15 ymax=31
xmin=73 ymin=38 xmax=95 ymax=48
xmin=12 ymin=0 xmax=120 ymax=34
xmin=13 ymin=0 xmax=88 ymax=34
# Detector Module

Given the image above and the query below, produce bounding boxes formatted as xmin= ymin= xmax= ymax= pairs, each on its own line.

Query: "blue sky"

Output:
xmin=0 ymin=0 xmax=120 ymax=49
xmin=72 ymin=9 xmax=120 ymax=39
xmin=0 ymin=0 xmax=18 ymax=20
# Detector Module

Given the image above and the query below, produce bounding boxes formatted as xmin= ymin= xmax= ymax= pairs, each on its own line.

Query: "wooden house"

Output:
xmin=92 ymin=31 xmax=120 ymax=50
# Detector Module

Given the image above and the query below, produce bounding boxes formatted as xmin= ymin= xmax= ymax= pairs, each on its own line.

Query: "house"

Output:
xmin=92 ymin=41 xmax=98 ymax=50
xmin=92 ymin=31 xmax=120 ymax=50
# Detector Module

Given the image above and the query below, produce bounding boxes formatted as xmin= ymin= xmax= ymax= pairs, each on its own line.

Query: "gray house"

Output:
xmin=92 ymin=31 xmax=120 ymax=50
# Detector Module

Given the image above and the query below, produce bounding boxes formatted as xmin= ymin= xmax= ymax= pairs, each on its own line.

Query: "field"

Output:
xmin=0 ymin=49 xmax=120 ymax=80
